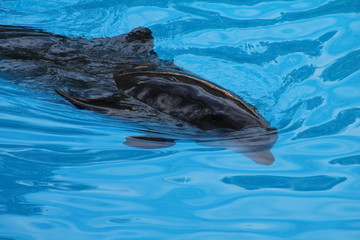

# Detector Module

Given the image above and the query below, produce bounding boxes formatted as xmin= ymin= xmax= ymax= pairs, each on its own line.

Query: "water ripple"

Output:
xmin=321 ymin=49 xmax=360 ymax=82
xmin=1 ymin=0 xmax=360 ymax=239
xmin=222 ymin=175 xmax=347 ymax=191
xmin=329 ymin=155 xmax=360 ymax=166
xmin=295 ymin=108 xmax=360 ymax=139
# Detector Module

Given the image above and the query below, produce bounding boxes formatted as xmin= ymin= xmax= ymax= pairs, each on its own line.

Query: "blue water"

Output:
xmin=0 ymin=0 xmax=359 ymax=239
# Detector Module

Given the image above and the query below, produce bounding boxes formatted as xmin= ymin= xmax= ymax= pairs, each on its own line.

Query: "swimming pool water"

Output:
xmin=0 ymin=0 xmax=359 ymax=239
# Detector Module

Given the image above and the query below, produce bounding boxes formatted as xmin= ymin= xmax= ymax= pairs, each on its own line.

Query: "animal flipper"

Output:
xmin=56 ymin=89 xmax=177 ymax=150
xmin=124 ymin=135 xmax=176 ymax=149
xmin=55 ymin=89 xmax=119 ymax=114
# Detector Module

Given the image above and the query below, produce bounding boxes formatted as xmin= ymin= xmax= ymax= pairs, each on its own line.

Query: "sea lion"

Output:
xmin=0 ymin=25 xmax=277 ymax=165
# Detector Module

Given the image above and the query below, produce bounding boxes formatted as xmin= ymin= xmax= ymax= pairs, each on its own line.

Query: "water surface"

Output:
xmin=0 ymin=0 xmax=359 ymax=239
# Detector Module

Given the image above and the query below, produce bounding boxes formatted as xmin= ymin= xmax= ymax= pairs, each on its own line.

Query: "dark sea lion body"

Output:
xmin=0 ymin=25 xmax=277 ymax=165
xmin=115 ymin=71 xmax=268 ymax=131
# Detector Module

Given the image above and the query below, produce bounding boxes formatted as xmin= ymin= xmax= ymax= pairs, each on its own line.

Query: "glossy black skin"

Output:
xmin=115 ymin=71 xmax=269 ymax=131
xmin=0 ymin=25 xmax=277 ymax=164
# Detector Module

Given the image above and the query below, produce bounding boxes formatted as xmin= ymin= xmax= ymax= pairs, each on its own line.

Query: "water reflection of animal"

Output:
xmin=0 ymin=25 xmax=277 ymax=165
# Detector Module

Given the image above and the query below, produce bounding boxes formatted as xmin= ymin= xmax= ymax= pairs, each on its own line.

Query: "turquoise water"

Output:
xmin=0 ymin=0 xmax=360 ymax=239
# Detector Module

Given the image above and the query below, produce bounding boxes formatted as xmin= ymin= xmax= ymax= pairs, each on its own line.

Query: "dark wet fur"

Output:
xmin=0 ymin=25 xmax=277 ymax=164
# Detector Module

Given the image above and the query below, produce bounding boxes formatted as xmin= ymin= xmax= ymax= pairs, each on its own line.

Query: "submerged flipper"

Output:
xmin=55 ymin=89 xmax=188 ymax=125
xmin=196 ymin=127 xmax=277 ymax=165
xmin=56 ymin=89 xmax=177 ymax=149
xmin=124 ymin=135 xmax=176 ymax=149
xmin=55 ymin=89 xmax=120 ymax=114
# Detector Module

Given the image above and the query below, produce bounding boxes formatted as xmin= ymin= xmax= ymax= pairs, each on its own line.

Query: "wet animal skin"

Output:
xmin=0 ymin=25 xmax=277 ymax=165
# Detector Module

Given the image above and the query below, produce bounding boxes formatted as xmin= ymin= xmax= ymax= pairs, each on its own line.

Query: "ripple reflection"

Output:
xmin=222 ymin=175 xmax=346 ymax=191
